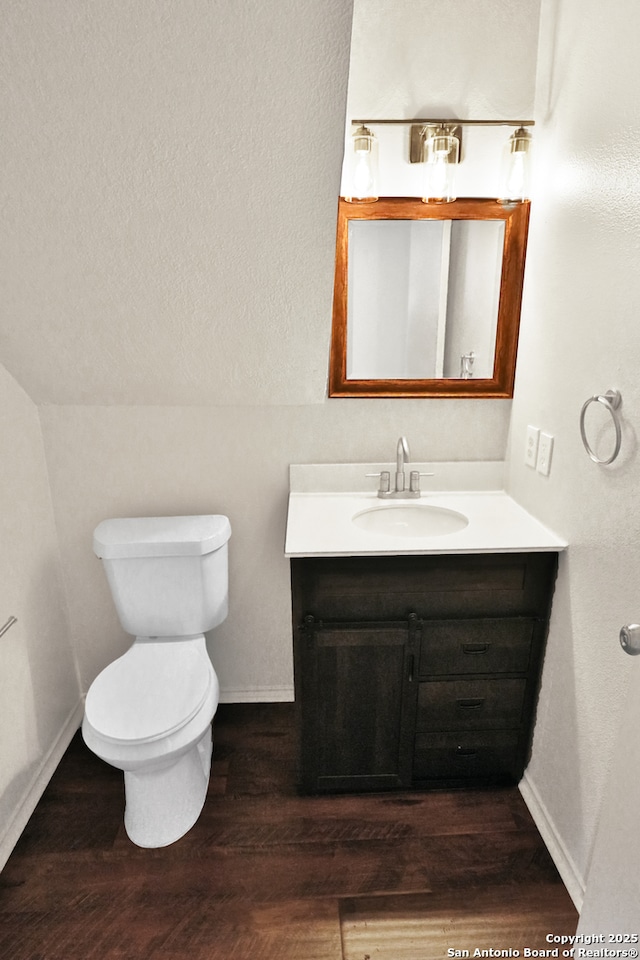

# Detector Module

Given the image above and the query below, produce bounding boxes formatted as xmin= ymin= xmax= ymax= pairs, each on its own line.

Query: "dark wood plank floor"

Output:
xmin=0 ymin=703 xmax=577 ymax=959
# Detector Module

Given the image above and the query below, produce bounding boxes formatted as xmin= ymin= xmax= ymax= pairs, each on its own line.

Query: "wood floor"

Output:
xmin=0 ymin=703 xmax=577 ymax=959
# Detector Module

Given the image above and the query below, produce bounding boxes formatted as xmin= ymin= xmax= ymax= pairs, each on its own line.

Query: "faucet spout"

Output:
xmin=395 ymin=436 xmax=410 ymax=492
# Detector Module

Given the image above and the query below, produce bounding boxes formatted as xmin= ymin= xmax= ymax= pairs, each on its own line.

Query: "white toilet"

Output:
xmin=82 ymin=514 xmax=231 ymax=848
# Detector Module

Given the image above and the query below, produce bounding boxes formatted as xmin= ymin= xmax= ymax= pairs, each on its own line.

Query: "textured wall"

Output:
xmin=507 ymin=0 xmax=640 ymax=912
xmin=347 ymin=0 xmax=541 ymax=118
xmin=1 ymin=0 xmax=352 ymax=406
xmin=0 ymin=365 xmax=81 ymax=868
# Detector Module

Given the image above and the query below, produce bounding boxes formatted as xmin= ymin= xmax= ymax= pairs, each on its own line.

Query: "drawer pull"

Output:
xmin=456 ymin=697 xmax=485 ymax=709
xmin=456 ymin=747 xmax=478 ymax=757
xmin=462 ymin=643 xmax=489 ymax=655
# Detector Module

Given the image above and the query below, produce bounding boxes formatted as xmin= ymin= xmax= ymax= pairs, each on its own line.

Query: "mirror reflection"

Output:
xmin=347 ymin=219 xmax=505 ymax=380
xmin=329 ymin=198 xmax=530 ymax=399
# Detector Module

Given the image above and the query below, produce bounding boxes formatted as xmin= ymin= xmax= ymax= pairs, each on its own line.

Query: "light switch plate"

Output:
xmin=537 ymin=432 xmax=554 ymax=476
xmin=525 ymin=425 xmax=540 ymax=468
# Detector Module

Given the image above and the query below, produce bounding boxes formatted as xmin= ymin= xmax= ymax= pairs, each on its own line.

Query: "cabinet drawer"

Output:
xmin=291 ymin=553 xmax=558 ymax=623
xmin=419 ymin=618 xmax=536 ymax=677
xmin=417 ymin=678 xmax=527 ymax=731
xmin=413 ymin=730 xmax=521 ymax=781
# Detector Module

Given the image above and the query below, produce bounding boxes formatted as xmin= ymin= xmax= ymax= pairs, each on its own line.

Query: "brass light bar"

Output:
xmin=350 ymin=119 xmax=535 ymax=165
xmin=351 ymin=119 xmax=535 ymax=126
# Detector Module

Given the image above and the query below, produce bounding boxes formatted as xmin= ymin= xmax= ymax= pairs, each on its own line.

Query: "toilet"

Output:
xmin=82 ymin=514 xmax=231 ymax=848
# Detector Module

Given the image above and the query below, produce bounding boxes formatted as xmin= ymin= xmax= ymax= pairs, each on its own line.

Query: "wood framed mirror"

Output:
xmin=328 ymin=197 xmax=530 ymax=398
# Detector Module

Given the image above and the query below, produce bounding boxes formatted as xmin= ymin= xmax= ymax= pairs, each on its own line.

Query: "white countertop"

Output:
xmin=284 ymin=462 xmax=567 ymax=558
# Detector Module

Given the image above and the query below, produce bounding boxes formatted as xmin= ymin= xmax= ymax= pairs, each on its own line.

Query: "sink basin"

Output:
xmin=352 ymin=503 xmax=469 ymax=538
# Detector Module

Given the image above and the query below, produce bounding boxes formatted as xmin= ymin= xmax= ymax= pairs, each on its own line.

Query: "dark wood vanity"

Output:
xmin=291 ymin=551 xmax=558 ymax=794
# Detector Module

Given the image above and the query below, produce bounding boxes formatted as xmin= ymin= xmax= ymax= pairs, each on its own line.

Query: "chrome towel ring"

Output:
xmin=579 ymin=389 xmax=622 ymax=464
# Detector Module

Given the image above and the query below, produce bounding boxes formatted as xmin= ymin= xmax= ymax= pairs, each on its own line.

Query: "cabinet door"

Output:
xmin=296 ymin=617 xmax=420 ymax=794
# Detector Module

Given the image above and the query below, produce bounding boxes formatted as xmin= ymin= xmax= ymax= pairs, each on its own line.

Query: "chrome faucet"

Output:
xmin=368 ymin=436 xmax=433 ymax=499
xmin=395 ymin=436 xmax=410 ymax=494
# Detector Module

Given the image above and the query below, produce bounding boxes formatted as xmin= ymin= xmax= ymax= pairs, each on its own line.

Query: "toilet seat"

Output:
xmin=85 ymin=640 xmax=213 ymax=744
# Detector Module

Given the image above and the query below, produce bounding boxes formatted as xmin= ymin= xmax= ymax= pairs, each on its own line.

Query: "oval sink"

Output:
xmin=352 ymin=503 xmax=469 ymax=538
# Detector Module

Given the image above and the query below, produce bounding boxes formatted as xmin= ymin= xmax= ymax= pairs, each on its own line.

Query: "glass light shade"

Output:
xmin=422 ymin=130 xmax=459 ymax=203
xmin=499 ymin=128 xmax=532 ymax=203
xmin=344 ymin=125 xmax=379 ymax=203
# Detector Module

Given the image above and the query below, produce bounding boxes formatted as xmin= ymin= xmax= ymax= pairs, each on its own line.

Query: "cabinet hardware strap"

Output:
xmin=0 ymin=616 xmax=17 ymax=638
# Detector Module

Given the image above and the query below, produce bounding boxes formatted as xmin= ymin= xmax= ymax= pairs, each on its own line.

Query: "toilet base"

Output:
xmin=123 ymin=725 xmax=213 ymax=848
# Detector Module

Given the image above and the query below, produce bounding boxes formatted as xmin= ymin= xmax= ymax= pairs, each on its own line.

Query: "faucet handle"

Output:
xmin=409 ymin=470 xmax=434 ymax=494
xmin=366 ymin=470 xmax=391 ymax=495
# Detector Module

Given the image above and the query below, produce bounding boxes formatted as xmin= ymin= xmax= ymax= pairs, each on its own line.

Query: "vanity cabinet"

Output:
xmin=291 ymin=552 xmax=558 ymax=794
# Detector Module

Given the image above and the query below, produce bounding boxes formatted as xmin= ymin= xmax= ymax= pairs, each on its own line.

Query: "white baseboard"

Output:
xmin=218 ymin=686 xmax=294 ymax=704
xmin=0 ymin=700 xmax=85 ymax=873
xmin=519 ymin=770 xmax=585 ymax=913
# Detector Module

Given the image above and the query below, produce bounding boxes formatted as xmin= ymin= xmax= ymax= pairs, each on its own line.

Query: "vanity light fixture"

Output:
xmin=422 ymin=124 xmax=460 ymax=203
xmin=344 ymin=124 xmax=379 ymax=203
xmin=499 ymin=126 xmax=532 ymax=203
xmin=345 ymin=118 xmax=534 ymax=204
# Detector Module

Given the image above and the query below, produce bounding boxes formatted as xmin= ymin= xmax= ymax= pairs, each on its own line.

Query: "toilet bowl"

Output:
xmin=82 ymin=515 xmax=231 ymax=848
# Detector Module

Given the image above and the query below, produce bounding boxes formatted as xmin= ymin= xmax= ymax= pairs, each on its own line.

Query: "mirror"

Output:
xmin=329 ymin=197 xmax=530 ymax=398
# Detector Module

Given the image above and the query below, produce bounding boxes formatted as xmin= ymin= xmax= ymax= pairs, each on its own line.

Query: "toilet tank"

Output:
xmin=93 ymin=516 xmax=231 ymax=638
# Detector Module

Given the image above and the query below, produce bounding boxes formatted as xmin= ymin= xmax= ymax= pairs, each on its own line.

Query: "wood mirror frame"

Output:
xmin=328 ymin=197 xmax=530 ymax=398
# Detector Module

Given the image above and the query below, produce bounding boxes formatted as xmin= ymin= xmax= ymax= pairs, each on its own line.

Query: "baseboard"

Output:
xmin=519 ymin=770 xmax=585 ymax=913
xmin=218 ymin=686 xmax=294 ymax=704
xmin=0 ymin=700 xmax=85 ymax=873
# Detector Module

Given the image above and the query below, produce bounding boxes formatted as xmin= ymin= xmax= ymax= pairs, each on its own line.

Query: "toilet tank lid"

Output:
xmin=93 ymin=515 xmax=231 ymax=559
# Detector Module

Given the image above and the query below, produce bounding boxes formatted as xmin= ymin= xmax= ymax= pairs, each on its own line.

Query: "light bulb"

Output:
xmin=353 ymin=149 xmax=376 ymax=198
xmin=345 ymin=125 xmax=379 ymax=203
xmin=499 ymin=128 xmax=531 ymax=203
xmin=422 ymin=127 xmax=459 ymax=203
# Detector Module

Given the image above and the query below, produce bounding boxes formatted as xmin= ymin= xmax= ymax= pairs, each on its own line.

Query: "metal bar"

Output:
xmin=352 ymin=118 xmax=535 ymax=127
xmin=0 ymin=615 xmax=17 ymax=638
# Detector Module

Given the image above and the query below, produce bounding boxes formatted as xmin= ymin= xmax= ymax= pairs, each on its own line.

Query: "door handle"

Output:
xmin=620 ymin=624 xmax=640 ymax=656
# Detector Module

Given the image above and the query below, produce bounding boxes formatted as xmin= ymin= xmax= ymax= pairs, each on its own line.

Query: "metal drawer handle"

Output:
xmin=457 ymin=697 xmax=485 ymax=709
xmin=456 ymin=747 xmax=478 ymax=757
xmin=462 ymin=643 xmax=489 ymax=655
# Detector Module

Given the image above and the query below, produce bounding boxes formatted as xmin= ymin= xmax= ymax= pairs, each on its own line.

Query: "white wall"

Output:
xmin=0 ymin=0 xmax=352 ymax=407
xmin=507 ymin=0 xmax=640 ymax=910
xmin=0 ymin=365 xmax=82 ymax=870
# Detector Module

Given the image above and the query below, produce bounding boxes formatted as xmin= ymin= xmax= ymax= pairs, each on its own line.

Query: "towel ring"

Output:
xmin=579 ymin=389 xmax=622 ymax=464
